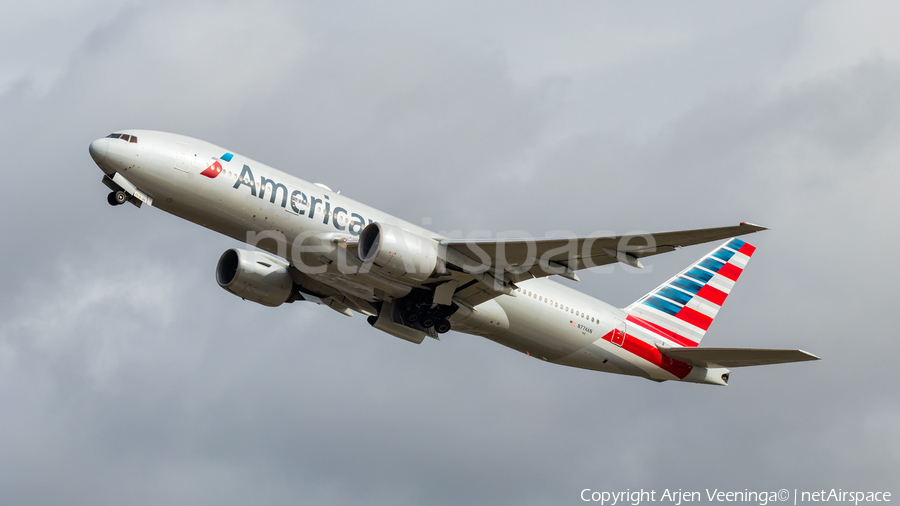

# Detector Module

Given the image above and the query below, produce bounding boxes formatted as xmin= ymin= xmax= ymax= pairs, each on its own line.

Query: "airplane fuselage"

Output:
xmin=89 ymin=130 xmax=737 ymax=384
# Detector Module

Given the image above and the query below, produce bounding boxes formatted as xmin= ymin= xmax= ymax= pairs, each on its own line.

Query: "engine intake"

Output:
xmin=216 ymin=248 xmax=295 ymax=307
xmin=358 ymin=222 xmax=441 ymax=282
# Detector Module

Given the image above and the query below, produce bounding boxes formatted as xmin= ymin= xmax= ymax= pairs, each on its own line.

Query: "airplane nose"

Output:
xmin=89 ymin=138 xmax=108 ymax=164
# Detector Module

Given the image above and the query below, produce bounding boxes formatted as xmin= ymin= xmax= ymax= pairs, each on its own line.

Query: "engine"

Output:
xmin=215 ymin=248 xmax=296 ymax=307
xmin=358 ymin=222 xmax=443 ymax=282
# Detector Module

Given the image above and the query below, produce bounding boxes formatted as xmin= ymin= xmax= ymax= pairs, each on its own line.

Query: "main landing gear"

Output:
xmin=107 ymin=190 xmax=128 ymax=206
xmin=399 ymin=291 xmax=456 ymax=334
xmin=367 ymin=300 xmax=453 ymax=334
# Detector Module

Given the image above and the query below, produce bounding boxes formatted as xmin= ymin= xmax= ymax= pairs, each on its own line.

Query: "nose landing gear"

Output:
xmin=107 ymin=190 xmax=128 ymax=206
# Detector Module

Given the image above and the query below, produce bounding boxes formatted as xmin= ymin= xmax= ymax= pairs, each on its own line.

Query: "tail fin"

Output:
xmin=624 ymin=238 xmax=756 ymax=347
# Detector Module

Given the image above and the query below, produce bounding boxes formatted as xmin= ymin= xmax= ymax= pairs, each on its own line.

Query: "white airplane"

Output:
xmin=88 ymin=130 xmax=818 ymax=385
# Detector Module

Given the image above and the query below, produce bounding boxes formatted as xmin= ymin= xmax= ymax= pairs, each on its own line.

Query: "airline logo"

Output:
xmin=626 ymin=238 xmax=755 ymax=348
xmin=200 ymin=153 xmax=234 ymax=178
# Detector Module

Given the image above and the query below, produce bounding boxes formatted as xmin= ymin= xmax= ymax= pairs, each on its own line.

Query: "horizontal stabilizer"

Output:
xmin=658 ymin=347 xmax=820 ymax=368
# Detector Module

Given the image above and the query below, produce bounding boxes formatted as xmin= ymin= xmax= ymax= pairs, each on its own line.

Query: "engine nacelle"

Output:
xmin=358 ymin=222 xmax=441 ymax=282
xmin=215 ymin=248 xmax=295 ymax=307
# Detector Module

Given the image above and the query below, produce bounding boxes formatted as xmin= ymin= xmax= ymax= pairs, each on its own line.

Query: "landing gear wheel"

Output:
xmin=421 ymin=316 xmax=435 ymax=328
xmin=114 ymin=190 xmax=128 ymax=205
xmin=407 ymin=312 xmax=419 ymax=323
xmin=435 ymin=319 xmax=451 ymax=334
xmin=107 ymin=192 xmax=119 ymax=206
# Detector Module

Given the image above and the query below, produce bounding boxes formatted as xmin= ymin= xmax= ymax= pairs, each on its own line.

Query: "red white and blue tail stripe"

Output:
xmin=624 ymin=238 xmax=756 ymax=347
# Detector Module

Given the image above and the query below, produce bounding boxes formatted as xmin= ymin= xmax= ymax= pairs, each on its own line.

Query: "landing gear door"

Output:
xmin=611 ymin=320 xmax=626 ymax=347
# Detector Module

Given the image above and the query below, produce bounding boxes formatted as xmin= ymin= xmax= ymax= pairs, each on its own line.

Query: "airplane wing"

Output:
xmin=658 ymin=347 xmax=820 ymax=368
xmin=441 ymin=222 xmax=767 ymax=307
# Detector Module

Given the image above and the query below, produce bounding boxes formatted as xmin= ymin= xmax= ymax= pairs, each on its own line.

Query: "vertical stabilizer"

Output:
xmin=624 ymin=238 xmax=756 ymax=347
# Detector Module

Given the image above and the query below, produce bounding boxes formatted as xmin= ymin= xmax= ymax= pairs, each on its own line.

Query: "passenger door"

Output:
xmin=611 ymin=320 xmax=626 ymax=347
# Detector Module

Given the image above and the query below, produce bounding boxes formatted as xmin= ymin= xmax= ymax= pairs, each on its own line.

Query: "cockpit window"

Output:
xmin=105 ymin=133 xmax=138 ymax=143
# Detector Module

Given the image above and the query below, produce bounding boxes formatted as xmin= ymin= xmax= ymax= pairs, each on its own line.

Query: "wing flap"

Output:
xmin=658 ymin=347 xmax=820 ymax=368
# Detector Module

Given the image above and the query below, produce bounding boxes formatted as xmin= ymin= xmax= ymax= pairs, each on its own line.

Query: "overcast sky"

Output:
xmin=1 ymin=1 xmax=899 ymax=504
